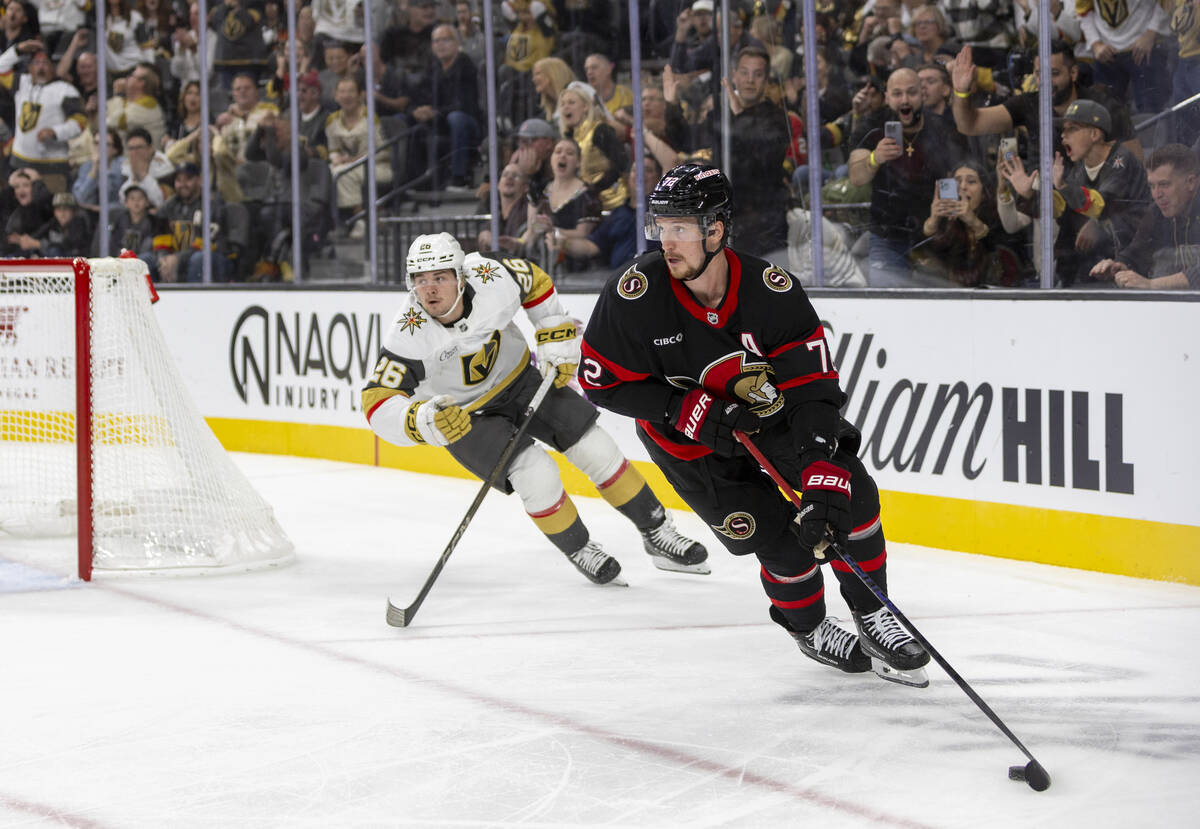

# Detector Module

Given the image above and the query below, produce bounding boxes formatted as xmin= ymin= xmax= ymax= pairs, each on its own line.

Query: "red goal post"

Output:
xmin=0 ymin=256 xmax=294 ymax=579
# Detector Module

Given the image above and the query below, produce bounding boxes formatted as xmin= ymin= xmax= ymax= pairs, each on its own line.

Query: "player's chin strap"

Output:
xmin=681 ymin=220 xmax=729 ymax=283
xmin=431 ymin=274 xmax=467 ymax=322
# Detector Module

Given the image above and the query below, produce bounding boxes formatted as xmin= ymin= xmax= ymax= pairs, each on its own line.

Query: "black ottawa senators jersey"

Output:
xmin=580 ymin=249 xmax=845 ymax=459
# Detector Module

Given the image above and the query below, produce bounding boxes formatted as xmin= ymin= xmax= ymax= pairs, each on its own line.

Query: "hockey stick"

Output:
xmin=733 ymin=430 xmax=1052 ymax=792
xmin=386 ymin=372 xmax=557 ymax=628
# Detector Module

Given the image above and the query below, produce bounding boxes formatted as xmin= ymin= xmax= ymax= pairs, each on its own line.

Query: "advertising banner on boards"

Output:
xmin=154 ymin=289 xmax=1198 ymax=533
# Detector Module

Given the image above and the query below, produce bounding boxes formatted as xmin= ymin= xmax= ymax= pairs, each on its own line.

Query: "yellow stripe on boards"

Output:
xmin=204 ymin=417 xmax=1200 ymax=586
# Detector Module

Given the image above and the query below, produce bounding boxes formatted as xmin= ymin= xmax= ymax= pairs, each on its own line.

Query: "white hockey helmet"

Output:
xmin=405 ymin=233 xmax=465 ymax=289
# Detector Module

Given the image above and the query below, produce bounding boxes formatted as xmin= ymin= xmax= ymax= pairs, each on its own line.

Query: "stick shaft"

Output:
xmin=733 ymin=430 xmax=1043 ymax=763
xmin=389 ymin=373 xmax=557 ymax=626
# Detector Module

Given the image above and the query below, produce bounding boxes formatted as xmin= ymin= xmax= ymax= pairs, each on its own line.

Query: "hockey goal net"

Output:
xmin=0 ymin=256 xmax=294 ymax=579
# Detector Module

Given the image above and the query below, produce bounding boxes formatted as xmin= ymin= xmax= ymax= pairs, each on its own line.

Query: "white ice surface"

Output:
xmin=1 ymin=453 xmax=1198 ymax=828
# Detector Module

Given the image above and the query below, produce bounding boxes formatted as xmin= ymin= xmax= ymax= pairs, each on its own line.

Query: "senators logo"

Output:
xmin=399 ymin=308 xmax=426 ymax=334
xmin=698 ymin=352 xmax=784 ymax=417
xmin=763 ymin=266 xmax=792 ymax=293
xmin=617 ymin=266 xmax=648 ymax=300
xmin=713 ymin=511 xmax=756 ymax=540
xmin=462 ymin=330 xmax=501 ymax=385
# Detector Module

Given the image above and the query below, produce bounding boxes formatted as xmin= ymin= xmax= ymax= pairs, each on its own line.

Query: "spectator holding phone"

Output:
xmin=848 ymin=67 xmax=963 ymax=286
xmin=922 ymin=159 xmax=1021 ymax=286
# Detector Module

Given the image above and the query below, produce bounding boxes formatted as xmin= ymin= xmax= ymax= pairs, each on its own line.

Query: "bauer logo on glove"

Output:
xmin=803 ymin=470 xmax=851 ymax=495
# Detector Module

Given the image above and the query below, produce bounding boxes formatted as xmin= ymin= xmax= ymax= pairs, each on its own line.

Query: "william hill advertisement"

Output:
xmin=154 ymin=288 xmax=1199 ymax=573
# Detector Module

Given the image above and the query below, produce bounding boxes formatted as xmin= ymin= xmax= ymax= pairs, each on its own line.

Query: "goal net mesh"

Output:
xmin=0 ymin=258 xmax=294 ymax=575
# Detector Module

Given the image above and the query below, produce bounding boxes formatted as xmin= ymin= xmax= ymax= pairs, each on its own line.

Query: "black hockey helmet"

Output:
xmin=645 ymin=162 xmax=733 ymax=244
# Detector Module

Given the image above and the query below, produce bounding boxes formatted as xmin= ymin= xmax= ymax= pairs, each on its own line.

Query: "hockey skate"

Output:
xmin=565 ymin=541 xmax=627 ymax=586
xmin=771 ymin=606 xmax=870 ymax=674
xmin=641 ymin=513 xmax=711 ymax=574
xmin=853 ymin=606 xmax=931 ymax=688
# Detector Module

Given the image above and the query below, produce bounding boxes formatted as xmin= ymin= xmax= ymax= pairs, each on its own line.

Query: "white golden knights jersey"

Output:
xmin=362 ymin=252 xmax=565 ymax=446
xmin=579 ymin=249 xmax=846 ymax=460
xmin=0 ymin=49 xmax=86 ymax=164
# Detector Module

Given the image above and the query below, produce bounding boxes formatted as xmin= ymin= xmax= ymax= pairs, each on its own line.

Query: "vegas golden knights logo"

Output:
xmin=223 ymin=11 xmax=247 ymax=40
xmin=19 ymin=101 xmax=41 ymax=132
xmin=461 ymin=330 xmax=501 ymax=385
xmin=1173 ymin=1 xmax=1196 ymax=36
xmin=508 ymin=35 xmax=530 ymax=62
xmin=1097 ymin=0 xmax=1129 ymax=28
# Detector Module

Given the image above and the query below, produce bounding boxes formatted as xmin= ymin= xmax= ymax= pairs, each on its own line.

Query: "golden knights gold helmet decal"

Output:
xmin=697 ymin=352 xmax=784 ymax=418
xmin=712 ymin=511 xmax=756 ymax=540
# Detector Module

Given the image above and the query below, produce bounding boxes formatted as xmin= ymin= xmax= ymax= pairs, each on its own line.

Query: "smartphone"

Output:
xmin=937 ymin=178 xmax=959 ymax=201
xmin=884 ymin=121 xmax=903 ymax=144
xmin=999 ymin=136 xmax=1018 ymax=162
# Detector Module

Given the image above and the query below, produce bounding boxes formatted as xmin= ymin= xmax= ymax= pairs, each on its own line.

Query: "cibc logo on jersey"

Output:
xmin=713 ymin=511 xmax=756 ymax=540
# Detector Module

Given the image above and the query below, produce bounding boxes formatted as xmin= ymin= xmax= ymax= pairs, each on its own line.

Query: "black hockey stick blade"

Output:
xmin=1008 ymin=760 xmax=1052 ymax=792
xmin=733 ymin=430 xmax=1052 ymax=792
xmin=386 ymin=372 xmax=558 ymax=628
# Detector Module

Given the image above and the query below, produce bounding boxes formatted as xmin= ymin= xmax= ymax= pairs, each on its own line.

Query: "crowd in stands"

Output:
xmin=0 ymin=0 xmax=1195 ymax=289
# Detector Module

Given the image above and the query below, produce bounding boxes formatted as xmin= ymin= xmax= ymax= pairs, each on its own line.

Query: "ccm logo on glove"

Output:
xmin=535 ymin=322 xmax=577 ymax=343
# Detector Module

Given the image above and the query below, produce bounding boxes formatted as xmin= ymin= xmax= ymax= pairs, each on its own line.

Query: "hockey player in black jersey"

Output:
xmin=579 ymin=163 xmax=930 ymax=685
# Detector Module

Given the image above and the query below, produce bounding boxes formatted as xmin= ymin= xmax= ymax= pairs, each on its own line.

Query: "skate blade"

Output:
xmin=647 ymin=554 xmax=712 ymax=575
xmin=870 ymin=658 xmax=929 ymax=688
xmin=601 ymin=574 xmax=630 ymax=587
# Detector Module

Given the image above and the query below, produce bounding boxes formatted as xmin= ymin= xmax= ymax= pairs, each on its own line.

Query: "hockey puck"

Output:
xmin=1008 ymin=760 xmax=1051 ymax=792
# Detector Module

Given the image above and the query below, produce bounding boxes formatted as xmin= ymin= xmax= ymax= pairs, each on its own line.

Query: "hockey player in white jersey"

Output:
xmin=362 ymin=233 xmax=709 ymax=585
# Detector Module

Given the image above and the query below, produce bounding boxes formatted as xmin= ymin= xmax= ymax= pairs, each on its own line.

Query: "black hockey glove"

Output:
xmin=794 ymin=458 xmax=853 ymax=558
xmin=669 ymin=388 xmax=761 ymax=456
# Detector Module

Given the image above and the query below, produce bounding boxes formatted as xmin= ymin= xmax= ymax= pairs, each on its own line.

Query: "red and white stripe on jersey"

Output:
xmin=768 ymin=325 xmax=840 ymax=391
xmin=761 ymin=563 xmax=819 ymax=584
xmin=849 ymin=513 xmax=882 ymax=540
xmin=579 ymin=340 xmax=651 ymax=390
xmin=831 ymin=548 xmax=886 ymax=574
